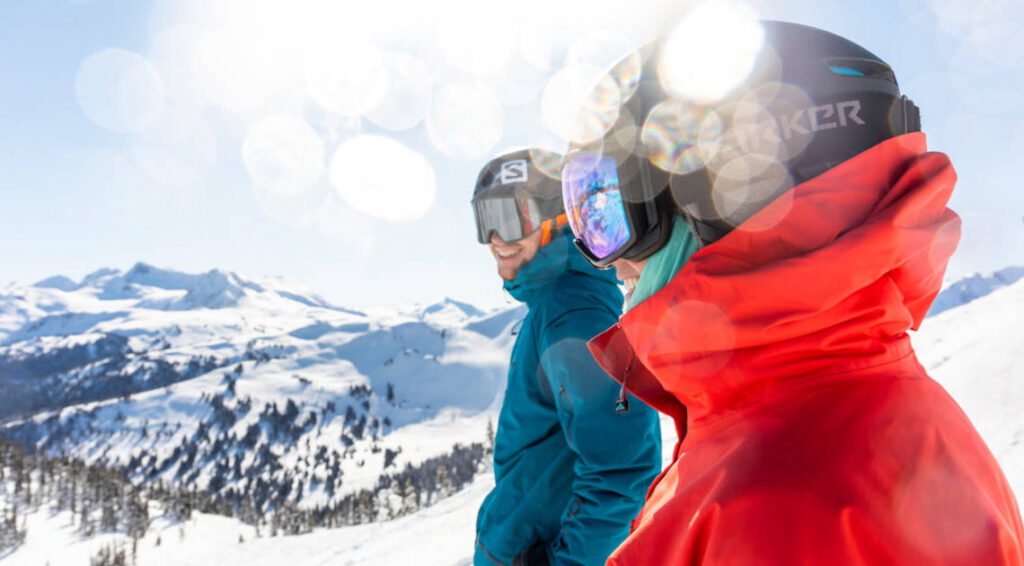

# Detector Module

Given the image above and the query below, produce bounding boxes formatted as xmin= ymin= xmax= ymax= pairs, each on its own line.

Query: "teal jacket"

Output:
xmin=474 ymin=228 xmax=662 ymax=566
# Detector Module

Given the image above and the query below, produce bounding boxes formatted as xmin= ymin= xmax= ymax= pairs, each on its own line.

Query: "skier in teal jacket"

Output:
xmin=471 ymin=149 xmax=662 ymax=566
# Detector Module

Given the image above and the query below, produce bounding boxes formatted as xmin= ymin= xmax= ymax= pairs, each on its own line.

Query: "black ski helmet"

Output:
xmin=563 ymin=20 xmax=921 ymax=263
xmin=472 ymin=148 xmax=566 ymax=244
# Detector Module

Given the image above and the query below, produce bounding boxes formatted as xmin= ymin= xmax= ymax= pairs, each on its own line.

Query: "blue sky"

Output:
xmin=1 ymin=0 xmax=1022 ymax=309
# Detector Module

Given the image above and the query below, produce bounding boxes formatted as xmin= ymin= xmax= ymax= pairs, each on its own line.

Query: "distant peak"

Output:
xmin=128 ymin=262 xmax=154 ymax=275
xmin=443 ymin=297 xmax=485 ymax=316
xmin=33 ymin=275 xmax=79 ymax=292
xmin=81 ymin=267 xmax=121 ymax=285
xmin=929 ymin=265 xmax=1024 ymax=317
xmin=422 ymin=297 xmax=485 ymax=318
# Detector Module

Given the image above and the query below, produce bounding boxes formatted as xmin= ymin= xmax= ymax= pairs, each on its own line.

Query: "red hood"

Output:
xmin=590 ymin=133 xmax=961 ymax=423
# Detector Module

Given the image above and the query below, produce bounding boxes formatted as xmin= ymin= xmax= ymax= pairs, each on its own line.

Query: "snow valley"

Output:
xmin=0 ymin=262 xmax=1021 ymax=565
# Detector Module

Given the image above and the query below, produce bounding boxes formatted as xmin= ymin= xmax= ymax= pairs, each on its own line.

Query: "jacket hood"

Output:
xmin=504 ymin=226 xmax=618 ymax=304
xmin=590 ymin=133 xmax=961 ymax=422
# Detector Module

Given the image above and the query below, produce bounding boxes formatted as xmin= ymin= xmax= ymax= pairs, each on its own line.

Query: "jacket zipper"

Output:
xmin=476 ymin=537 xmax=508 ymax=566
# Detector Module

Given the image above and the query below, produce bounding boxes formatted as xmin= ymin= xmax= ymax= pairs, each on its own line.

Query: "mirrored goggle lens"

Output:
xmin=561 ymin=154 xmax=630 ymax=260
xmin=473 ymin=195 xmax=542 ymax=243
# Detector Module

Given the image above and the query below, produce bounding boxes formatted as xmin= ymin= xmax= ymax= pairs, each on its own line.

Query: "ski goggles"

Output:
xmin=473 ymin=190 xmax=566 ymax=245
xmin=473 ymin=190 xmax=542 ymax=243
xmin=561 ymin=152 xmax=633 ymax=264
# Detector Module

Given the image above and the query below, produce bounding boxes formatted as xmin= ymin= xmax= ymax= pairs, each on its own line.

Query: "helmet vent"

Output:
xmin=826 ymin=57 xmax=896 ymax=83
xmin=829 ymin=65 xmax=864 ymax=76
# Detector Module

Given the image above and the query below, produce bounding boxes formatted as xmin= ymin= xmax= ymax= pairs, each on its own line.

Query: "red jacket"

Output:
xmin=590 ymin=134 xmax=1024 ymax=565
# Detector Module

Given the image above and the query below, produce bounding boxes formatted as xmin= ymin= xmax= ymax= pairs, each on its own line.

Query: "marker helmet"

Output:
xmin=561 ymin=20 xmax=921 ymax=266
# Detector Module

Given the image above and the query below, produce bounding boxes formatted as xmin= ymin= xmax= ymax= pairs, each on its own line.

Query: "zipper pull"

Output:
xmin=615 ymin=386 xmax=630 ymax=414
xmin=615 ymin=359 xmax=633 ymax=414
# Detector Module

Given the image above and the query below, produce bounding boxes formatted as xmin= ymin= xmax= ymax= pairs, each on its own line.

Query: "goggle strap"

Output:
xmin=540 ymin=213 xmax=569 ymax=247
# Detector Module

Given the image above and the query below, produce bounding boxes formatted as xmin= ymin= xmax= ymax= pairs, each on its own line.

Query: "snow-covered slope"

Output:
xmin=912 ymin=275 xmax=1024 ymax=498
xmin=0 ymin=263 xmax=520 ymax=516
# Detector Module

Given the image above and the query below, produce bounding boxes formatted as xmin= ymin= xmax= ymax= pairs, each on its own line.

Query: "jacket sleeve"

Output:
xmin=537 ymin=307 xmax=662 ymax=566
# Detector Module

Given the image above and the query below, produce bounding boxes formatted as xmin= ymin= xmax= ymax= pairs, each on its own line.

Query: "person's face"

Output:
xmin=489 ymin=229 xmax=544 ymax=281
xmin=611 ymin=257 xmax=646 ymax=302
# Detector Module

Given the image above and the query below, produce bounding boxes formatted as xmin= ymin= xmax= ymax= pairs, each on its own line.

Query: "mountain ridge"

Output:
xmin=0 ymin=262 xmax=517 ymax=518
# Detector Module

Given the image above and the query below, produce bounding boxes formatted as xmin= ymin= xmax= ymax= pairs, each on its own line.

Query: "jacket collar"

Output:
xmin=503 ymin=227 xmax=617 ymax=305
xmin=589 ymin=133 xmax=960 ymax=423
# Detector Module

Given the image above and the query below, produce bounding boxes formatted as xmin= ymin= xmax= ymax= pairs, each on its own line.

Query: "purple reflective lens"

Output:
xmin=562 ymin=154 xmax=630 ymax=260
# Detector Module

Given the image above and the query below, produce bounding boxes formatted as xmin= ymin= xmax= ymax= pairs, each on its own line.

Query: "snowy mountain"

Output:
xmin=929 ymin=265 xmax=1024 ymax=316
xmin=0 ymin=263 xmax=521 ymax=520
xmin=0 ymin=264 xmax=1021 ymax=565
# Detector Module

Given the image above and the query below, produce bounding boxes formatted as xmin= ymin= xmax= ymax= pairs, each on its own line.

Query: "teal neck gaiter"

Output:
xmin=626 ymin=215 xmax=700 ymax=311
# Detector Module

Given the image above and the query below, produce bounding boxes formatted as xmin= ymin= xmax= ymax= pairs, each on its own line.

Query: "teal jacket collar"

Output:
xmin=503 ymin=227 xmax=618 ymax=305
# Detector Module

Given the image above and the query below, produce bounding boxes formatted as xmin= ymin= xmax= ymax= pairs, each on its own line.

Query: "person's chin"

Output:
xmin=496 ymin=257 xmax=526 ymax=281
xmin=498 ymin=267 xmax=519 ymax=281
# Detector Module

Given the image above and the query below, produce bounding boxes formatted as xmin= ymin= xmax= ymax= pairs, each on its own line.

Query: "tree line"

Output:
xmin=0 ymin=431 xmax=489 ymax=554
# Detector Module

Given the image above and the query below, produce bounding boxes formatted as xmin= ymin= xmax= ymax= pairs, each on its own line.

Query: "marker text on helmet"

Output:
xmin=736 ymin=99 xmax=867 ymax=153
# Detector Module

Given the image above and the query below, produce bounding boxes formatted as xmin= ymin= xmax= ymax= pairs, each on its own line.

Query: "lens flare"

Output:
xmin=149 ymin=25 xmax=209 ymax=107
xmin=302 ymin=102 xmax=362 ymax=150
xmin=735 ymin=82 xmax=814 ymax=162
xmin=658 ymin=1 xmax=764 ymax=103
xmin=527 ymin=119 xmax=589 ymax=179
xmin=565 ymin=31 xmax=643 ymax=103
xmin=527 ymin=147 xmax=564 ymax=182
xmin=365 ymin=51 xmax=433 ymax=132
xmin=305 ymin=37 xmax=388 ymax=117
xmin=243 ymin=115 xmax=326 ymax=197
xmin=711 ymin=155 xmax=792 ymax=228
xmin=658 ymin=300 xmax=734 ymax=376
xmin=642 ymin=100 xmax=723 ymax=174
xmin=132 ymin=105 xmax=217 ymax=188
xmin=329 ymin=135 xmax=436 ymax=222
xmin=192 ymin=24 xmax=294 ymax=113
xmin=722 ymin=100 xmax=782 ymax=160
xmin=76 ymin=49 xmax=165 ymax=134
xmin=426 ymin=82 xmax=503 ymax=160
xmin=484 ymin=53 xmax=549 ymax=107
xmin=542 ymin=66 xmax=622 ymax=144
xmin=436 ymin=6 xmax=518 ymax=77
xmin=519 ymin=22 xmax=571 ymax=72
xmin=603 ymin=106 xmax=640 ymax=157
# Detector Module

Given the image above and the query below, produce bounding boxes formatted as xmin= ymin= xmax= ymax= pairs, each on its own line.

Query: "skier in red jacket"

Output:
xmin=559 ymin=20 xmax=1024 ymax=564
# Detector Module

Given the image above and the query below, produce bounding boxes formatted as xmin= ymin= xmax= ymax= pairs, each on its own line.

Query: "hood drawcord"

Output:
xmin=616 ymin=358 xmax=634 ymax=414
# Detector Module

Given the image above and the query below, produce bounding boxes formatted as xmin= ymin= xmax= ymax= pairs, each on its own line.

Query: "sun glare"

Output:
xmin=329 ymin=135 xmax=436 ymax=222
xmin=76 ymin=49 xmax=165 ymax=134
xmin=658 ymin=1 xmax=764 ymax=103
xmin=426 ymin=82 xmax=504 ymax=160
xmin=243 ymin=115 xmax=326 ymax=197
xmin=88 ymin=0 xmax=686 ymax=227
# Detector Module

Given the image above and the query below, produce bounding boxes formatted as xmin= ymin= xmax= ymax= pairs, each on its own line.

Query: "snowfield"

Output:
xmin=11 ymin=475 xmax=495 ymax=566
xmin=912 ymin=275 xmax=1024 ymax=498
xmin=0 ymin=264 xmax=1021 ymax=565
